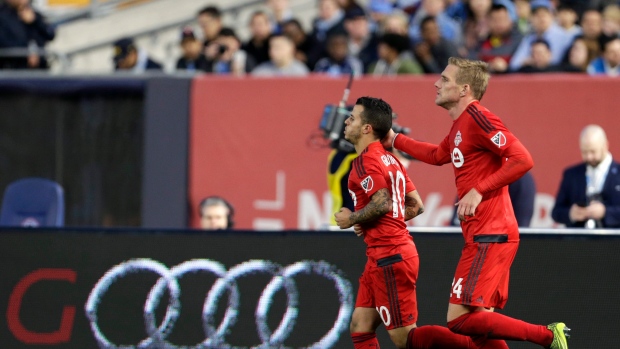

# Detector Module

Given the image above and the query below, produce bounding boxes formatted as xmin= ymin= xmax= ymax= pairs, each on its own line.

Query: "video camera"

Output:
xmin=318 ymin=74 xmax=411 ymax=153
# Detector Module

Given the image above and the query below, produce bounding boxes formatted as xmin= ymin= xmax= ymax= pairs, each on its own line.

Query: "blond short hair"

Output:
xmin=448 ymin=57 xmax=490 ymax=101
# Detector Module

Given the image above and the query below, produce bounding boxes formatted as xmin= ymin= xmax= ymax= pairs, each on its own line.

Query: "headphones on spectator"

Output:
xmin=199 ymin=196 xmax=235 ymax=228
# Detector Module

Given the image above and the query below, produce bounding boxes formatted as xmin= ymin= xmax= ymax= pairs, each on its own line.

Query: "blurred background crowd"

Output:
xmin=1 ymin=0 xmax=620 ymax=76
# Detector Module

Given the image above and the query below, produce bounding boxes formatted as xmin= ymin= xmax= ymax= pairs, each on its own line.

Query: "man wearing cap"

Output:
xmin=344 ymin=6 xmax=380 ymax=73
xmin=113 ymin=37 xmax=162 ymax=72
xmin=176 ymin=27 xmax=209 ymax=72
xmin=508 ymin=0 xmax=576 ymax=71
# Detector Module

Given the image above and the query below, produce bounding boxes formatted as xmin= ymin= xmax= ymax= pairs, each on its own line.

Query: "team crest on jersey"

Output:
xmin=452 ymin=148 xmax=464 ymax=168
xmin=454 ymin=131 xmax=462 ymax=146
xmin=491 ymin=131 xmax=506 ymax=147
xmin=360 ymin=176 xmax=374 ymax=193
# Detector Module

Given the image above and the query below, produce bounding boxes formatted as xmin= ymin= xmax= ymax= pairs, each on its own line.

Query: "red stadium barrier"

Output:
xmin=189 ymin=75 xmax=620 ymax=229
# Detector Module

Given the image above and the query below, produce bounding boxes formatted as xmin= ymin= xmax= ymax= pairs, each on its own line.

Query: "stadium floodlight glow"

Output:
xmin=85 ymin=258 xmax=354 ymax=349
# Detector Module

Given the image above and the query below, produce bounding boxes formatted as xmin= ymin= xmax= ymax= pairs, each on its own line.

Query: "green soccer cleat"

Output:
xmin=547 ymin=322 xmax=570 ymax=349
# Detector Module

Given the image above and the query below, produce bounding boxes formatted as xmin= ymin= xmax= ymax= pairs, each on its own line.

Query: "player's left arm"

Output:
xmin=457 ymin=114 xmax=534 ymax=220
xmin=474 ymin=128 xmax=534 ymax=195
xmin=404 ymin=190 xmax=424 ymax=221
xmin=335 ymin=188 xmax=392 ymax=228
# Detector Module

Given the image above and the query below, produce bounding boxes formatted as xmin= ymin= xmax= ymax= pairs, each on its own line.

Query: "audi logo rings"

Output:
xmin=85 ymin=259 xmax=354 ymax=349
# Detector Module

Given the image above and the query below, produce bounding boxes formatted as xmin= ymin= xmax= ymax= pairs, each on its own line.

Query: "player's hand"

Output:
xmin=353 ymin=224 xmax=364 ymax=237
xmin=334 ymin=207 xmax=353 ymax=229
xmin=455 ymin=188 xmax=482 ymax=221
xmin=381 ymin=129 xmax=397 ymax=150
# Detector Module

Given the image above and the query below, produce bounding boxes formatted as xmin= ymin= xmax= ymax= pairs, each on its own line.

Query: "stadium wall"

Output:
xmin=189 ymin=75 xmax=620 ymax=230
xmin=0 ymin=229 xmax=617 ymax=348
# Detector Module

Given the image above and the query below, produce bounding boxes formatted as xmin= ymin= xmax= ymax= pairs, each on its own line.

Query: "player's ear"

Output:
xmin=363 ymin=124 xmax=372 ymax=134
xmin=460 ymin=85 xmax=469 ymax=97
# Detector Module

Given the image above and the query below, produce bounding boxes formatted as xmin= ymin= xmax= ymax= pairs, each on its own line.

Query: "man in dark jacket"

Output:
xmin=113 ymin=37 xmax=163 ymax=72
xmin=552 ymin=125 xmax=620 ymax=228
xmin=0 ymin=0 xmax=55 ymax=69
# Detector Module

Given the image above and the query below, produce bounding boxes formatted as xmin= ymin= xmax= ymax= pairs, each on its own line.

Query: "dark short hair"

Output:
xmin=355 ymin=97 xmax=393 ymax=140
xmin=198 ymin=6 xmax=221 ymax=18
xmin=379 ymin=33 xmax=411 ymax=54
xmin=282 ymin=18 xmax=304 ymax=31
xmin=490 ymin=3 xmax=508 ymax=13
xmin=218 ymin=27 xmax=240 ymax=44
xmin=531 ymin=38 xmax=551 ymax=49
xmin=420 ymin=15 xmax=436 ymax=29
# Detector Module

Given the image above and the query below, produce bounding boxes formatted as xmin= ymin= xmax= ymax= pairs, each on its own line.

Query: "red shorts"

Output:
xmin=449 ymin=240 xmax=519 ymax=309
xmin=355 ymin=253 xmax=419 ymax=330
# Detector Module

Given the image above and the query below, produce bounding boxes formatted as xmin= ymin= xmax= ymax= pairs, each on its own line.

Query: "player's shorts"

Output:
xmin=449 ymin=235 xmax=519 ymax=309
xmin=355 ymin=253 xmax=419 ymax=330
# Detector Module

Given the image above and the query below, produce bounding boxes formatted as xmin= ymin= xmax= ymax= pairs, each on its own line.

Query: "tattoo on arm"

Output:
xmin=350 ymin=188 xmax=392 ymax=225
xmin=404 ymin=195 xmax=425 ymax=221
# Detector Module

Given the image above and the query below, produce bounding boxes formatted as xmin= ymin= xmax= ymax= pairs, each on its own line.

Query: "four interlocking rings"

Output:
xmin=85 ymin=259 xmax=353 ymax=349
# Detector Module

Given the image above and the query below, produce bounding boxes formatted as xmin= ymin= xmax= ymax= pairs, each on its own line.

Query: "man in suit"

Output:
xmin=552 ymin=125 xmax=620 ymax=228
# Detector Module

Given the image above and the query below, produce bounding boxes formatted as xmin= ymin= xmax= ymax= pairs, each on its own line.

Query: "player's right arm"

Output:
xmin=404 ymin=190 xmax=424 ymax=221
xmin=348 ymin=188 xmax=392 ymax=225
xmin=383 ymin=129 xmax=451 ymax=165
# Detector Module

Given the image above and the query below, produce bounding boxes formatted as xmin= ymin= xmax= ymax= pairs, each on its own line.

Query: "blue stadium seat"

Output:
xmin=0 ymin=177 xmax=65 ymax=227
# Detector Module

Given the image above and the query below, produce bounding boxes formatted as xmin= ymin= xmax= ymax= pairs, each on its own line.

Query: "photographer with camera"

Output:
xmin=204 ymin=28 xmax=255 ymax=75
xmin=552 ymin=124 xmax=620 ymax=228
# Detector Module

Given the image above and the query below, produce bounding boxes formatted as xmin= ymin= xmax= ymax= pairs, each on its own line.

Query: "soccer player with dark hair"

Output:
xmin=383 ymin=57 xmax=571 ymax=349
xmin=335 ymin=96 xmax=477 ymax=349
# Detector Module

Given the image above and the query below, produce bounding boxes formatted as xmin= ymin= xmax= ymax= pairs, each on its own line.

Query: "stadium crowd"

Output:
xmin=1 ymin=0 xmax=620 ymax=75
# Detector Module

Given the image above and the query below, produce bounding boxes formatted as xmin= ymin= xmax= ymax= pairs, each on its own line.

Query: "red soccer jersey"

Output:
xmin=394 ymin=101 xmax=533 ymax=243
xmin=348 ymin=142 xmax=417 ymax=259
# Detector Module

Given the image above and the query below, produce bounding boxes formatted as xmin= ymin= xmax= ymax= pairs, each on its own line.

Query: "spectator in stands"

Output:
xmin=461 ymin=0 xmax=493 ymax=59
xmin=338 ymin=0 xmax=364 ymax=11
xmin=556 ymin=4 xmax=581 ymax=37
xmin=367 ymin=0 xmax=395 ymax=32
xmin=267 ymin=0 xmax=294 ymax=34
xmin=314 ymin=33 xmax=363 ymax=76
xmin=476 ymin=3 xmax=522 ymax=73
xmin=343 ymin=6 xmax=379 ymax=73
xmin=587 ymin=35 xmax=620 ymax=76
xmin=414 ymin=15 xmax=460 ymax=73
xmin=558 ymin=35 xmax=589 ymax=72
xmin=369 ymin=33 xmax=424 ymax=75
xmin=444 ymin=0 xmax=468 ymax=23
xmin=113 ymin=37 xmax=162 ymax=72
xmin=580 ymin=9 xmax=604 ymax=66
xmin=197 ymin=6 xmax=223 ymax=48
xmin=242 ymin=11 xmax=273 ymax=66
xmin=409 ymin=0 xmax=463 ymax=47
xmin=311 ymin=0 xmax=346 ymax=45
xmin=252 ymin=33 xmax=309 ymax=76
xmin=515 ymin=38 xmax=563 ymax=73
xmin=602 ymin=4 xmax=620 ymax=38
xmin=282 ymin=18 xmax=315 ymax=68
xmin=205 ymin=28 xmax=255 ymax=75
xmin=509 ymin=0 xmax=576 ymax=71
xmin=0 ymin=0 xmax=55 ymax=69
xmin=176 ymin=27 xmax=209 ymax=72
xmin=308 ymin=0 xmax=347 ymax=68
xmin=514 ymin=0 xmax=532 ymax=34
xmin=552 ymin=125 xmax=620 ymax=228
xmin=381 ymin=10 xmax=410 ymax=35
xmin=199 ymin=196 xmax=235 ymax=230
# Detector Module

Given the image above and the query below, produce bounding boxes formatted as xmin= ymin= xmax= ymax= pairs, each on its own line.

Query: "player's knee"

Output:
xmin=388 ymin=330 xmax=408 ymax=349
xmin=350 ymin=314 xmax=375 ymax=333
